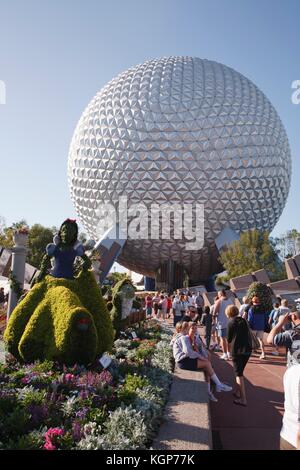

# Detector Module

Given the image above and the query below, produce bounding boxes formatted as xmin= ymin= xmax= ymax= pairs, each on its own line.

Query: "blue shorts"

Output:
xmin=217 ymin=327 xmax=227 ymax=338
xmin=146 ymin=307 xmax=152 ymax=316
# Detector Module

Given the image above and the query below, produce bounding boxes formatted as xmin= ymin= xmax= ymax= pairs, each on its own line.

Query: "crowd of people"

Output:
xmin=142 ymin=288 xmax=300 ymax=450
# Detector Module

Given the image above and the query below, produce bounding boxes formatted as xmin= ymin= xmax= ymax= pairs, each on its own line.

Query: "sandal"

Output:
xmin=233 ymin=399 xmax=247 ymax=407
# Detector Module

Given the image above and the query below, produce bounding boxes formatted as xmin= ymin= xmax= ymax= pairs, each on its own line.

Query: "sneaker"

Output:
xmin=216 ymin=383 xmax=232 ymax=393
xmin=227 ymin=353 xmax=232 ymax=360
xmin=208 ymin=391 xmax=218 ymax=402
xmin=220 ymin=353 xmax=228 ymax=360
xmin=271 ymin=351 xmax=279 ymax=356
xmin=259 ymin=354 xmax=266 ymax=360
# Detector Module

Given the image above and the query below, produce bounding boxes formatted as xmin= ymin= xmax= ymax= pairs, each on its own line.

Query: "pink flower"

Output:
xmin=64 ymin=373 xmax=75 ymax=382
xmin=44 ymin=428 xmax=65 ymax=451
xmin=44 ymin=440 xmax=56 ymax=451
xmin=46 ymin=428 xmax=64 ymax=437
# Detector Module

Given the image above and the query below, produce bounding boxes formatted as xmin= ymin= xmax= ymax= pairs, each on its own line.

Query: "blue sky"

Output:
xmin=0 ymin=0 xmax=299 ymax=241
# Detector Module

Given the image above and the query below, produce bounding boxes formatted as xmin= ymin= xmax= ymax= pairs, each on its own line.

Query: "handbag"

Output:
xmin=247 ymin=325 xmax=260 ymax=350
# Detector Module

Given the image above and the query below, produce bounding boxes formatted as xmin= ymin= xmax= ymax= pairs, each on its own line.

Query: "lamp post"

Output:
xmin=7 ymin=230 xmax=29 ymax=320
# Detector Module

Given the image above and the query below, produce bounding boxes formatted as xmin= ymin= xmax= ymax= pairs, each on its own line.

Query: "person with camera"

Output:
xmin=267 ymin=305 xmax=300 ymax=367
xmin=267 ymin=304 xmax=300 ymax=450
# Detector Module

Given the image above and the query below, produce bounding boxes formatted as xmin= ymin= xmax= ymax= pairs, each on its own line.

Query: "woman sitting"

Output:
xmin=170 ymin=321 xmax=190 ymax=346
xmin=173 ymin=322 xmax=232 ymax=401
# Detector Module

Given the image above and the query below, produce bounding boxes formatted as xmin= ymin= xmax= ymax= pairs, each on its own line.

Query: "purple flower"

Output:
xmin=75 ymin=407 xmax=89 ymax=420
xmin=72 ymin=421 xmax=83 ymax=441
xmin=79 ymin=389 xmax=89 ymax=400
xmin=21 ymin=377 xmax=30 ymax=384
xmin=28 ymin=403 xmax=49 ymax=426
xmin=99 ymin=370 xmax=113 ymax=386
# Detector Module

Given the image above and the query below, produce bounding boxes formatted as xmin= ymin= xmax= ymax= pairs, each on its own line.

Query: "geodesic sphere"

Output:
xmin=68 ymin=56 xmax=291 ymax=282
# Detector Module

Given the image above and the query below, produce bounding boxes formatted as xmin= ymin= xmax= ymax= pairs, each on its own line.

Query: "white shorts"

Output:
xmin=252 ymin=330 xmax=264 ymax=340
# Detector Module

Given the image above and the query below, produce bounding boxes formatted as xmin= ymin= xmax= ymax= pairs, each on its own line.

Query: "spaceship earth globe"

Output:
xmin=68 ymin=56 xmax=291 ymax=283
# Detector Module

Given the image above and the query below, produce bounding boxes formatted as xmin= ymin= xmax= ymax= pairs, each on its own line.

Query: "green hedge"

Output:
xmin=247 ymin=281 xmax=273 ymax=313
xmin=4 ymin=270 xmax=114 ymax=365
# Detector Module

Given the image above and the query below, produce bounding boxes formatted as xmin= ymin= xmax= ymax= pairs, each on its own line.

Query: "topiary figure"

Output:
xmin=33 ymin=219 xmax=92 ymax=283
xmin=4 ymin=220 xmax=114 ymax=365
xmin=247 ymin=282 xmax=273 ymax=313
xmin=110 ymin=278 xmax=135 ymax=338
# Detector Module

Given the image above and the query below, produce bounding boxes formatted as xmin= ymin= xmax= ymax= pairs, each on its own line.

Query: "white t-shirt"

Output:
xmin=280 ymin=364 xmax=300 ymax=448
xmin=239 ymin=303 xmax=248 ymax=316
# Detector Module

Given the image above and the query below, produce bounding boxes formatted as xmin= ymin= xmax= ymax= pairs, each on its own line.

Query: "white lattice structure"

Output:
xmin=68 ymin=56 xmax=291 ymax=282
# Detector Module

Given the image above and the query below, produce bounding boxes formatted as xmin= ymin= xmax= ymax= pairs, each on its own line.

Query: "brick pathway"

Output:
xmin=206 ymin=330 xmax=286 ymax=450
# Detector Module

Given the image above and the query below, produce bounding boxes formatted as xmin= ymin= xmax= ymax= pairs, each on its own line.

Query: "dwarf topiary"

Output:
xmin=247 ymin=281 xmax=273 ymax=313
xmin=4 ymin=220 xmax=114 ymax=365
xmin=110 ymin=278 xmax=135 ymax=338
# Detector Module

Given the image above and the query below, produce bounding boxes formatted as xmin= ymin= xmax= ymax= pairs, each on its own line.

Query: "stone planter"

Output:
xmin=13 ymin=232 xmax=29 ymax=247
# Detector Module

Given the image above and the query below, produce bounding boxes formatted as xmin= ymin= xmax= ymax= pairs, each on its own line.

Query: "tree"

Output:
xmin=219 ymin=229 xmax=284 ymax=281
xmin=27 ymin=224 xmax=56 ymax=268
xmin=272 ymin=229 xmax=300 ymax=259
xmin=108 ymin=271 xmax=129 ymax=286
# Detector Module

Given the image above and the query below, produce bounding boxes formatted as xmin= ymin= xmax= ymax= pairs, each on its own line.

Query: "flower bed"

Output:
xmin=0 ymin=320 xmax=173 ymax=450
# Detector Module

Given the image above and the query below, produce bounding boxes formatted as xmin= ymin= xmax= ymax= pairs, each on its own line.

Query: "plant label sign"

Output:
xmin=131 ymin=331 xmax=138 ymax=339
xmin=99 ymin=354 xmax=112 ymax=369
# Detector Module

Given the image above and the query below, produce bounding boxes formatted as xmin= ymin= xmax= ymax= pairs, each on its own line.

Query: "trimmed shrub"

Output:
xmin=247 ymin=282 xmax=273 ymax=313
xmin=110 ymin=279 xmax=135 ymax=338
xmin=3 ymin=282 xmax=48 ymax=359
xmin=4 ymin=270 xmax=114 ymax=365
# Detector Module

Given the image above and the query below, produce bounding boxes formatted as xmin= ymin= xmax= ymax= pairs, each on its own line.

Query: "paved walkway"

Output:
xmin=153 ymin=368 xmax=211 ymax=450
xmin=158 ymin=318 xmax=285 ymax=450
xmin=205 ymin=330 xmax=286 ymax=450
xmin=0 ymin=339 xmax=5 ymax=364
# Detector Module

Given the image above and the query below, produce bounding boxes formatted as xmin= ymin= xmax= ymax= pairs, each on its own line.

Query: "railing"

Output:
xmin=124 ymin=308 xmax=146 ymax=327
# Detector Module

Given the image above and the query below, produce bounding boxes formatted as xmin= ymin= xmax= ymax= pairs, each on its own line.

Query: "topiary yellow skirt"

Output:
xmin=4 ymin=270 xmax=114 ymax=365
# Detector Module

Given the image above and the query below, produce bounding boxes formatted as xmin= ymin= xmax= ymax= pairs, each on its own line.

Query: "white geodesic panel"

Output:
xmin=68 ymin=56 xmax=291 ymax=282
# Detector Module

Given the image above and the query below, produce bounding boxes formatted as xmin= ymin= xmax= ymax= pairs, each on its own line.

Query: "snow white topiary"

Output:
xmin=4 ymin=219 xmax=114 ymax=365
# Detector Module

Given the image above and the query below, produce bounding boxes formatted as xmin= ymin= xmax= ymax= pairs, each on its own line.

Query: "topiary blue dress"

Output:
xmin=46 ymin=243 xmax=84 ymax=279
